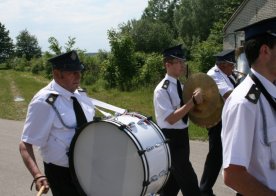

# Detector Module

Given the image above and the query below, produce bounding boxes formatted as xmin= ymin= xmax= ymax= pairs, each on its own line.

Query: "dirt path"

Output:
xmin=6 ymin=73 xmax=28 ymax=120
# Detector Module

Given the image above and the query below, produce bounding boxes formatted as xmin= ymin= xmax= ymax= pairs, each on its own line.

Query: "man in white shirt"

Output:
xmin=200 ymin=49 xmax=236 ymax=196
xmin=154 ymin=44 xmax=203 ymax=196
xmin=221 ymin=17 xmax=276 ymax=195
xmin=19 ymin=51 xmax=95 ymax=195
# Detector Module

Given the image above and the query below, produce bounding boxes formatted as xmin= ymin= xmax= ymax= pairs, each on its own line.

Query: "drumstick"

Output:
xmin=36 ymin=185 xmax=45 ymax=196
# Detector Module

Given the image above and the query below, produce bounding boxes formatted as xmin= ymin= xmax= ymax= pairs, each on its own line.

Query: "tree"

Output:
xmin=64 ymin=36 xmax=76 ymax=52
xmin=174 ymin=0 xmax=218 ymax=49
xmin=107 ymin=29 xmax=136 ymax=91
xmin=48 ymin=36 xmax=85 ymax=55
xmin=48 ymin=37 xmax=62 ymax=55
xmin=142 ymin=0 xmax=180 ymax=33
xmin=191 ymin=0 xmax=244 ymax=72
xmin=0 ymin=22 xmax=14 ymax=63
xmin=15 ymin=29 xmax=41 ymax=60
xmin=129 ymin=19 xmax=174 ymax=53
xmin=138 ymin=53 xmax=164 ymax=86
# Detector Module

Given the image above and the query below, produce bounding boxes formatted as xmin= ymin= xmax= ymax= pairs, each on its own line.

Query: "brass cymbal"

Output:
xmin=183 ymin=73 xmax=223 ymax=128
xmin=183 ymin=73 xmax=220 ymax=118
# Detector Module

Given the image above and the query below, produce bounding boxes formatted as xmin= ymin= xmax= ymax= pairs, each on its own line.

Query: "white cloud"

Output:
xmin=0 ymin=0 xmax=148 ymax=52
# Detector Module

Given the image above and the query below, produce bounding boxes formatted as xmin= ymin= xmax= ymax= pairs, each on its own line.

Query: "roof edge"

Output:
xmin=223 ymin=0 xmax=250 ymax=32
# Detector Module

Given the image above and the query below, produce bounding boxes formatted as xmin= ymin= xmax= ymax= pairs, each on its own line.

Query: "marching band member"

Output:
xmin=153 ymin=44 xmax=203 ymax=196
xmin=221 ymin=17 xmax=276 ymax=195
xmin=19 ymin=51 xmax=95 ymax=195
xmin=200 ymin=49 xmax=236 ymax=196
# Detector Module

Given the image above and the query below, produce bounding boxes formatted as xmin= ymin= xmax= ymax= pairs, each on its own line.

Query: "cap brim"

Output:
xmin=170 ymin=55 xmax=186 ymax=61
xmin=58 ymin=64 xmax=84 ymax=71
xmin=225 ymin=60 xmax=236 ymax=64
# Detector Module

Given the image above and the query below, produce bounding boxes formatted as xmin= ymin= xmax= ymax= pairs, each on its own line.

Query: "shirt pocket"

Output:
xmin=53 ymin=110 xmax=76 ymax=129
xmin=53 ymin=117 xmax=64 ymax=129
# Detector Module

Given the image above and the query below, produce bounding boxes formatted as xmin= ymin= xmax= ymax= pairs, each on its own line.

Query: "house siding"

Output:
xmin=223 ymin=0 xmax=276 ymax=50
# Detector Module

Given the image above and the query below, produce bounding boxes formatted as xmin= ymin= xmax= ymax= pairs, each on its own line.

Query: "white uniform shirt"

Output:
xmin=207 ymin=65 xmax=234 ymax=98
xmin=21 ymin=80 xmax=95 ymax=167
xmin=153 ymin=74 xmax=187 ymax=129
xmin=221 ymin=69 xmax=276 ymax=190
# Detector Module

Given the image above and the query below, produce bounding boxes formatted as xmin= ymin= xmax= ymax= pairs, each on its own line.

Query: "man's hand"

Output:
xmin=192 ymin=88 xmax=203 ymax=105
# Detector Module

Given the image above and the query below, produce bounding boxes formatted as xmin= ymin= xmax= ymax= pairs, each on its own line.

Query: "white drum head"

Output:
xmin=70 ymin=121 xmax=145 ymax=196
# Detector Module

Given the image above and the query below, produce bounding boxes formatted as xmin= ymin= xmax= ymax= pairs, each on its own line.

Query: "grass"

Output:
xmin=0 ymin=70 xmax=208 ymax=140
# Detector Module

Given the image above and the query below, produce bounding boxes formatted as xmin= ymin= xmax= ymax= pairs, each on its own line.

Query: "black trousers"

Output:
xmin=159 ymin=128 xmax=200 ymax=196
xmin=44 ymin=162 xmax=81 ymax=196
xmin=200 ymin=121 xmax=223 ymax=196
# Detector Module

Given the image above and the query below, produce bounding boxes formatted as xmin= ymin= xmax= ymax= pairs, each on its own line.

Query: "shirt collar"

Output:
xmin=215 ymin=65 xmax=228 ymax=77
xmin=251 ymin=69 xmax=276 ymax=98
xmin=51 ymin=80 xmax=77 ymax=98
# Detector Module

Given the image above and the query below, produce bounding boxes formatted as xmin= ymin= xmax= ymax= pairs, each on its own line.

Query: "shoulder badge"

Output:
xmin=162 ymin=80 xmax=170 ymax=90
xmin=46 ymin=93 xmax=59 ymax=105
xmin=245 ymin=84 xmax=261 ymax=104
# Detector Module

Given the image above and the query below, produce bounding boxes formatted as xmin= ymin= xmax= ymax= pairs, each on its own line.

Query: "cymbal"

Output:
xmin=183 ymin=73 xmax=223 ymax=128
xmin=183 ymin=73 xmax=220 ymax=118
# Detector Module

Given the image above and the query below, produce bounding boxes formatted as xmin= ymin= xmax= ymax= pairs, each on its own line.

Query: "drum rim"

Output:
xmin=116 ymin=113 xmax=172 ymax=193
xmin=69 ymin=121 xmax=92 ymax=196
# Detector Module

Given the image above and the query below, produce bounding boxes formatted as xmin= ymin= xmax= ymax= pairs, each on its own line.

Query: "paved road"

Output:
xmin=0 ymin=118 xmax=234 ymax=196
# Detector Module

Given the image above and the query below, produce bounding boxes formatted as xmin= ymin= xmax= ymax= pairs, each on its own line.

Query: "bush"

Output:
xmin=0 ymin=62 xmax=10 ymax=70
xmin=12 ymin=57 xmax=29 ymax=71
xmin=30 ymin=58 xmax=44 ymax=74
xmin=138 ymin=53 xmax=164 ymax=87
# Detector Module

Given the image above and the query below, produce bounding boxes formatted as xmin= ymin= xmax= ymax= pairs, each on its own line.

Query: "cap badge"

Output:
xmin=71 ymin=52 xmax=77 ymax=60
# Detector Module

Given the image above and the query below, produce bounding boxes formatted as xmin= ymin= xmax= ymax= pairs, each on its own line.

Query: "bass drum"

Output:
xmin=69 ymin=112 xmax=171 ymax=196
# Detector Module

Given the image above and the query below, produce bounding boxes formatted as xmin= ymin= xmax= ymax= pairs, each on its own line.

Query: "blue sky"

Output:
xmin=0 ymin=0 xmax=149 ymax=53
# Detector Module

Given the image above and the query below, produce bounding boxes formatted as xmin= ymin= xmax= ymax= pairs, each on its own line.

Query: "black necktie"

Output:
xmin=71 ymin=96 xmax=87 ymax=130
xmin=177 ymin=80 xmax=188 ymax=124
xmin=228 ymin=75 xmax=237 ymax=88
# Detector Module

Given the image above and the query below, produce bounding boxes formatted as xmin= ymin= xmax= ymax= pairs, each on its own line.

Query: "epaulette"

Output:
xmin=77 ymin=87 xmax=87 ymax=92
xmin=46 ymin=93 xmax=59 ymax=105
xmin=162 ymin=80 xmax=170 ymax=90
xmin=245 ymin=84 xmax=260 ymax=104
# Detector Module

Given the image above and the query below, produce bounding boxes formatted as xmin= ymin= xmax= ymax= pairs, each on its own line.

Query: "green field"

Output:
xmin=0 ymin=70 xmax=207 ymax=140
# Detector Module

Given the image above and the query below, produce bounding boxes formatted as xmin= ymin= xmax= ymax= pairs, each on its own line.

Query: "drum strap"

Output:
xmin=90 ymin=98 xmax=127 ymax=114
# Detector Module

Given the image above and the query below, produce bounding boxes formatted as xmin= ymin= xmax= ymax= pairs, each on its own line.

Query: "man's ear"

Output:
xmin=259 ymin=44 xmax=272 ymax=62
xmin=165 ymin=61 xmax=170 ymax=68
xmin=217 ymin=62 xmax=224 ymax=69
xmin=53 ymin=69 xmax=62 ymax=79
xmin=260 ymin=44 xmax=270 ymax=55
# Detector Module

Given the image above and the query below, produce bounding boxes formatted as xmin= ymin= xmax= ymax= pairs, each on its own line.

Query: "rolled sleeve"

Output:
xmin=22 ymin=98 xmax=55 ymax=147
xmin=222 ymin=101 xmax=256 ymax=169
xmin=155 ymin=90 xmax=174 ymax=122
